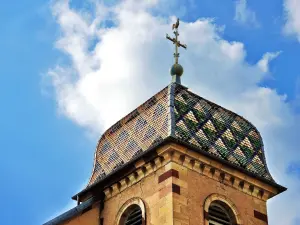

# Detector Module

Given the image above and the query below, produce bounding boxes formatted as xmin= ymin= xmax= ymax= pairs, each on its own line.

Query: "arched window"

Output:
xmin=208 ymin=201 xmax=233 ymax=225
xmin=122 ymin=204 xmax=142 ymax=225
xmin=204 ymin=194 xmax=242 ymax=225
xmin=115 ymin=198 xmax=146 ymax=225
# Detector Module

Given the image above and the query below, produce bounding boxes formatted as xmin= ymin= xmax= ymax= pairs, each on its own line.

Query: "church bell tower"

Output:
xmin=44 ymin=18 xmax=286 ymax=225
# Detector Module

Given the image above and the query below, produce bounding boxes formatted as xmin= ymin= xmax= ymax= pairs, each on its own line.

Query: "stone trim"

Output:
xmin=157 ymin=144 xmax=278 ymax=201
xmin=103 ymin=154 xmax=170 ymax=200
xmin=254 ymin=210 xmax=268 ymax=223
xmin=172 ymin=183 xmax=181 ymax=195
xmin=203 ymin=193 xmax=243 ymax=225
xmin=115 ymin=197 xmax=146 ymax=225
xmin=102 ymin=143 xmax=278 ymax=201
xmin=158 ymin=169 xmax=179 ymax=183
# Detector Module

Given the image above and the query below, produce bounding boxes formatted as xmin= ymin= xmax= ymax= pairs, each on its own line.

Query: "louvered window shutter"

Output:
xmin=125 ymin=207 xmax=142 ymax=225
xmin=208 ymin=204 xmax=232 ymax=225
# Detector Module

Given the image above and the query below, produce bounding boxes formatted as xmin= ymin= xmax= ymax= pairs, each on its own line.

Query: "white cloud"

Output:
xmin=46 ymin=0 xmax=300 ymax=224
xmin=234 ymin=0 xmax=259 ymax=27
xmin=283 ymin=0 xmax=300 ymax=41
xmin=257 ymin=51 xmax=281 ymax=73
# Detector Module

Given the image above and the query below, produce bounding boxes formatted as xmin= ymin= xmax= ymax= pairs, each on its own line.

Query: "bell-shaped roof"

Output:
xmin=88 ymin=83 xmax=275 ymax=186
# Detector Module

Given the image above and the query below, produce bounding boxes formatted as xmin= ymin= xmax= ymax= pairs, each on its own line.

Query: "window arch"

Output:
xmin=115 ymin=198 xmax=146 ymax=225
xmin=204 ymin=194 xmax=242 ymax=225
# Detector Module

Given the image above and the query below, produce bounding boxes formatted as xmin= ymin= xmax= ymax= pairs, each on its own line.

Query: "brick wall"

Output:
xmin=99 ymin=160 xmax=268 ymax=225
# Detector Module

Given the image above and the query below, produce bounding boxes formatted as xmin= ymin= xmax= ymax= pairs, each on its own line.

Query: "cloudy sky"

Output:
xmin=1 ymin=0 xmax=300 ymax=224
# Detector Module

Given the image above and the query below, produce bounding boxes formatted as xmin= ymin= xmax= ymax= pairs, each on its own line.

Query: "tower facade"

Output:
xmin=44 ymin=20 xmax=286 ymax=225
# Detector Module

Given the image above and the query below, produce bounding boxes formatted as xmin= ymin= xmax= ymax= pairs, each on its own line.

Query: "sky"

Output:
xmin=1 ymin=0 xmax=300 ymax=224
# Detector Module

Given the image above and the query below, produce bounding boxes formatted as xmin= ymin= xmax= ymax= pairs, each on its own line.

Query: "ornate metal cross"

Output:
xmin=166 ymin=18 xmax=187 ymax=64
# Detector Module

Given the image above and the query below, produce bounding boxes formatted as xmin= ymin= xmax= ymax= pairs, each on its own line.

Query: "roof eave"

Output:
xmin=72 ymin=136 xmax=286 ymax=201
xmin=43 ymin=197 xmax=97 ymax=225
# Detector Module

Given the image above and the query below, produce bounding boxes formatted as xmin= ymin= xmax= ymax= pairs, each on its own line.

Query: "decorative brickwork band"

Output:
xmin=172 ymin=183 xmax=181 ymax=195
xmin=254 ymin=210 xmax=268 ymax=223
xmin=158 ymin=169 xmax=179 ymax=183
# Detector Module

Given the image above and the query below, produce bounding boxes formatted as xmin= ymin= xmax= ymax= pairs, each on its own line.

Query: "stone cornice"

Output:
xmin=157 ymin=143 xmax=279 ymax=200
xmin=102 ymin=143 xmax=280 ymax=202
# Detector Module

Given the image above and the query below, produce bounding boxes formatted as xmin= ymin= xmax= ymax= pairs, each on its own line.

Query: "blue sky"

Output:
xmin=1 ymin=0 xmax=300 ymax=224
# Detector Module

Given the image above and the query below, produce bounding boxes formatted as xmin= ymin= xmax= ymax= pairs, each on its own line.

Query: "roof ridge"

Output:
xmin=168 ymin=83 xmax=175 ymax=137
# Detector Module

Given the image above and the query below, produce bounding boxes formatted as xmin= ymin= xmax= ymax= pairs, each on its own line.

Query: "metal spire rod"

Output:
xmin=166 ymin=18 xmax=187 ymax=65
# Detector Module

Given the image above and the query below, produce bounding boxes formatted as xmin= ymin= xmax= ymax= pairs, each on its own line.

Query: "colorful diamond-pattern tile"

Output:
xmin=88 ymin=83 xmax=274 ymax=186
xmin=173 ymin=84 xmax=272 ymax=181
xmin=88 ymin=87 xmax=170 ymax=185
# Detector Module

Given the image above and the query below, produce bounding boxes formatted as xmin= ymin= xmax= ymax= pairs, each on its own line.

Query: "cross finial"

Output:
xmin=166 ymin=18 xmax=187 ymax=84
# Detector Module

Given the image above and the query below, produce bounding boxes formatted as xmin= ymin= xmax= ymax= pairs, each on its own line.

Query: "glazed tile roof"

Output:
xmin=88 ymin=83 xmax=274 ymax=186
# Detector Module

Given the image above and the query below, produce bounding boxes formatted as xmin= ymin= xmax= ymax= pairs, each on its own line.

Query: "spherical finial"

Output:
xmin=170 ymin=63 xmax=184 ymax=76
